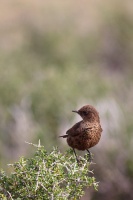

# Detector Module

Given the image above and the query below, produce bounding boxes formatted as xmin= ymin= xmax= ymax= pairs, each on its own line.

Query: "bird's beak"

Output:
xmin=72 ymin=110 xmax=78 ymax=114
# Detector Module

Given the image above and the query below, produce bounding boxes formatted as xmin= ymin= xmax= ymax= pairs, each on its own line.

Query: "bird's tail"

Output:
xmin=59 ymin=135 xmax=68 ymax=138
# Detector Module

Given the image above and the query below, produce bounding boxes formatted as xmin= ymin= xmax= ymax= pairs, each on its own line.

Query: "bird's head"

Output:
xmin=72 ymin=105 xmax=100 ymax=122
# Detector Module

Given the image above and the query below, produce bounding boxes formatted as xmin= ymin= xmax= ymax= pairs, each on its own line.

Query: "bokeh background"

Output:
xmin=0 ymin=0 xmax=133 ymax=199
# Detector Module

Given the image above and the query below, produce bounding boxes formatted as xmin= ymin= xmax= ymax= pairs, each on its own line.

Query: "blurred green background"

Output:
xmin=0 ymin=0 xmax=133 ymax=199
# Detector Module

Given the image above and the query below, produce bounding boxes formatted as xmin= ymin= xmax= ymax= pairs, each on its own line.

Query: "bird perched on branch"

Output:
xmin=59 ymin=105 xmax=102 ymax=163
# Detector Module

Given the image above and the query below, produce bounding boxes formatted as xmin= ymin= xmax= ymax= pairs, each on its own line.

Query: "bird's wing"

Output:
xmin=66 ymin=121 xmax=91 ymax=136
xmin=59 ymin=122 xmax=81 ymax=138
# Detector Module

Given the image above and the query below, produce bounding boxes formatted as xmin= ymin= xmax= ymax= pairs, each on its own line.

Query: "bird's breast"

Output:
xmin=67 ymin=125 xmax=102 ymax=151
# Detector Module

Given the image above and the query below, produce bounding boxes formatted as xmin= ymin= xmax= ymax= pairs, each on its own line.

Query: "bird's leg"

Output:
xmin=73 ymin=148 xmax=79 ymax=163
xmin=86 ymin=149 xmax=92 ymax=162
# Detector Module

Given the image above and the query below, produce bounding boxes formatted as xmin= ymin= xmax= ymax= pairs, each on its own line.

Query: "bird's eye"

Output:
xmin=82 ymin=111 xmax=88 ymax=115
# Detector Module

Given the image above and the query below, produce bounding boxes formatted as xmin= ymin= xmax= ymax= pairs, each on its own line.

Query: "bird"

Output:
xmin=59 ymin=105 xmax=102 ymax=163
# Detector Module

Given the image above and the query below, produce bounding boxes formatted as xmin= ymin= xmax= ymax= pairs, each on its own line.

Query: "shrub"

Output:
xmin=0 ymin=142 xmax=98 ymax=200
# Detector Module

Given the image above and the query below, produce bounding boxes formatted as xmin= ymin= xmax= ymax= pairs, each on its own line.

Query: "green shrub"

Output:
xmin=0 ymin=142 xmax=98 ymax=200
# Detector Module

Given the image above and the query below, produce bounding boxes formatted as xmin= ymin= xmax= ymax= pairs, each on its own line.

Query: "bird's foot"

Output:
xmin=72 ymin=148 xmax=81 ymax=165
xmin=76 ymin=157 xmax=80 ymax=164
xmin=86 ymin=150 xmax=93 ymax=163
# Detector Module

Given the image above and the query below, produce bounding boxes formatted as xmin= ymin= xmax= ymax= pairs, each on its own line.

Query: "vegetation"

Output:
xmin=0 ymin=142 xmax=98 ymax=199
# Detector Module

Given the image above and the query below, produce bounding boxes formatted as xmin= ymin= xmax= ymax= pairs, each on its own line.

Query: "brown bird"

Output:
xmin=59 ymin=105 xmax=102 ymax=162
